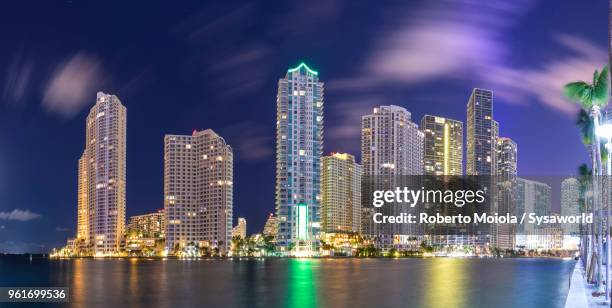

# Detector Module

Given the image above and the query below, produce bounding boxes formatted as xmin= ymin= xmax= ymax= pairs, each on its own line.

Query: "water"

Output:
xmin=0 ymin=256 xmax=575 ymax=308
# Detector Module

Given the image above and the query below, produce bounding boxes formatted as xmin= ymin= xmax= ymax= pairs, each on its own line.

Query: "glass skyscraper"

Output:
xmin=420 ymin=115 xmax=463 ymax=175
xmin=467 ymin=88 xmax=495 ymax=176
xmin=275 ymin=63 xmax=323 ymax=254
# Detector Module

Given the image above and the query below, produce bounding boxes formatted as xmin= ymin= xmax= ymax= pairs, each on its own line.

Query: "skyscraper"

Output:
xmin=361 ymin=105 xmax=423 ymax=244
xmin=495 ymin=137 xmax=518 ymax=249
xmin=321 ymin=153 xmax=362 ymax=233
xmin=561 ymin=177 xmax=580 ymax=235
xmin=164 ymin=129 xmax=233 ymax=254
xmin=467 ymin=88 xmax=496 ymax=176
xmin=516 ymin=178 xmax=552 ymax=232
xmin=76 ymin=154 xmax=88 ymax=248
xmin=420 ymin=115 xmax=463 ymax=175
xmin=362 ymin=105 xmax=423 ymax=176
xmin=275 ymin=63 xmax=323 ymax=254
xmin=78 ymin=92 xmax=127 ymax=256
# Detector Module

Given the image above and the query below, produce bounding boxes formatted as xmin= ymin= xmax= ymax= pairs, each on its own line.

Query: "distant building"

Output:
xmin=232 ymin=217 xmax=247 ymax=239
xmin=127 ymin=209 xmax=165 ymax=239
xmin=516 ymin=178 xmax=552 ymax=234
xmin=519 ymin=227 xmax=563 ymax=250
xmin=125 ymin=209 xmax=165 ymax=256
xmin=275 ymin=63 xmax=324 ymax=254
xmin=495 ymin=137 xmax=518 ymax=250
xmin=561 ymin=177 xmax=580 ymax=236
xmin=321 ymin=153 xmax=362 ymax=233
xmin=164 ymin=129 xmax=233 ymax=254
xmin=263 ymin=214 xmax=278 ymax=238
xmin=77 ymin=92 xmax=127 ymax=256
xmin=420 ymin=115 xmax=463 ymax=175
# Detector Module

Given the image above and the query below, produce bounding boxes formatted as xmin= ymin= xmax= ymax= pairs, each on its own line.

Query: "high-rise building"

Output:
xmin=275 ymin=62 xmax=324 ymax=254
xmin=496 ymin=138 xmax=517 ymax=177
xmin=362 ymin=105 xmax=423 ymax=176
xmin=164 ymin=129 xmax=233 ymax=254
xmin=561 ymin=177 xmax=580 ymax=235
xmin=232 ymin=217 xmax=247 ymax=239
xmin=361 ymin=105 xmax=423 ymax=244
xmin=76 ymin=154 xmax=88 ymax=246
xmin=495 ymin=137 xmax=518 ymax=249
xmin=263 ymin=213 xmax=278 ymax=239
xmin=321 ymin=153 xmax=362 ymax=233
xmin=467 ymin=88 xmax=496 ymax=176
xmin=420 ymin=115 xmax=463 ymax=175
xmin=466 ymin=88 xmax=497 ymax=247
xmin=516 ymin=178 xmax=552 ymax=234
xmin=77 ymin=92 xmax=127 ymax=256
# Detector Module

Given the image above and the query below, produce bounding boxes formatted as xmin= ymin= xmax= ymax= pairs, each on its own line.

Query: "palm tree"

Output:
xmin=565 ymin=65 xmax=610 ymax=290
xmin=577 ymin=163 xmax=596 ymax=282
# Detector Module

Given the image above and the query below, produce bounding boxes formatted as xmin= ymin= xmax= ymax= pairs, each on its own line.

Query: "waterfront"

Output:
xmin=0 ymin=256 xmax=574 ymax=308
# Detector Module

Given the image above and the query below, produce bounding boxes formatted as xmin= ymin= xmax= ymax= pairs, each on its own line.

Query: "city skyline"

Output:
xmin=0 ymin=0 xmax=604 ymax=253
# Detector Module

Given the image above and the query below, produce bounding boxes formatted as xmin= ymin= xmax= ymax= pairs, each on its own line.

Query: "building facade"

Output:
xmin=263 ymin=214 xmax=278 ymax=239
xmin=516 ymin=178 xmax=552 ymax=234
xmin=321 ymin=153 xmax=362 ymax=233
xmin=77 ymin=92 xmax=127 ymax=255
xmin=127 ymin=209 xmax=166 ymax=239
xmin=232 ymin=217 xmax=247 ymax=239
xmin=467 ymin=88 xmax=496 ymax=176
xmin=361 ymin=105 xmax=423 ymax=245
xmin=275 ymin=63 xmax=324 ymax=254
xmin=420 ymin=115 xmax=463 ymax=175
xmin=561 ymin=177 xmax=580 ymax=235
xmin=495 ymin=137 xmax=518 ymax=249
xmin=164 ymin=129 xmax=233 ymax=254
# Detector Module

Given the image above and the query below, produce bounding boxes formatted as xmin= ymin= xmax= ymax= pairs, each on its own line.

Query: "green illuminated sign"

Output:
xmin=297 ymin=203 xmax=308 ymax=240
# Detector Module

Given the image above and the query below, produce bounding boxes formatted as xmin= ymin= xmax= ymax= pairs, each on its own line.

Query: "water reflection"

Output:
xmin=422 ymin=258 xmax=469 ymax=307
xmin=286 ymin=259 xmax=318 ymax=308
xmin=0 ymin=256 xmax=575 ymax=308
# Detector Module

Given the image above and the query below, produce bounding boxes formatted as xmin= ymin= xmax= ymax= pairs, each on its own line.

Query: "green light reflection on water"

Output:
xmin=285 ymin=259 xmax=318 ymax=308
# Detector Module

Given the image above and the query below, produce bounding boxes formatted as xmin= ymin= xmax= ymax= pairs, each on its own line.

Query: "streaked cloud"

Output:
xmin=2 ymin=51 xmax=34 ymax=105
xmin=0 ymin=208 xmax=41 ymax=222
xmin=327 ymin=97 xmax=380 ymax=140
xmin=42 ymin=52 xmax=104 ymax=117
xmin=486 ymin=35 xmax=606 ymax=115
xmin=222 ymin=121 xmax=273 ymax=162
xmin=327 ymin=0 xmax=603 ymax=115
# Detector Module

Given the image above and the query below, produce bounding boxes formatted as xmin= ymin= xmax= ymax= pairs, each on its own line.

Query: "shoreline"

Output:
xmin=1 ymin=253 xmax=575 ymax=261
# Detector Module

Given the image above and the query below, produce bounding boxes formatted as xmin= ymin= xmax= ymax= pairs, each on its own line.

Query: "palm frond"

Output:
xmin=565 ymin=81 xmax=592 ymax=110
xmin=593 ymin=65 xmax=610 ymax=107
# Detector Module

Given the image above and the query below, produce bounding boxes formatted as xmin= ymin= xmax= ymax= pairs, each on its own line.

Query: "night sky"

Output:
xmin=0 ymin=0 xmax=607 ymax=253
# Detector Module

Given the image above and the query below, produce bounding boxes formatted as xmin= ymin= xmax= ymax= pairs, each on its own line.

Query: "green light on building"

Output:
xmin=287 ymin=62 xmax=318 ymax=75
xmin=297 ymin=203 xmax=308 ymax=240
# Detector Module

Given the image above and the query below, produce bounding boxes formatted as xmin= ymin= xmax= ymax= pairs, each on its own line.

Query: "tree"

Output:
xmin=565 ymin=65 xmax=610 ymax=289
